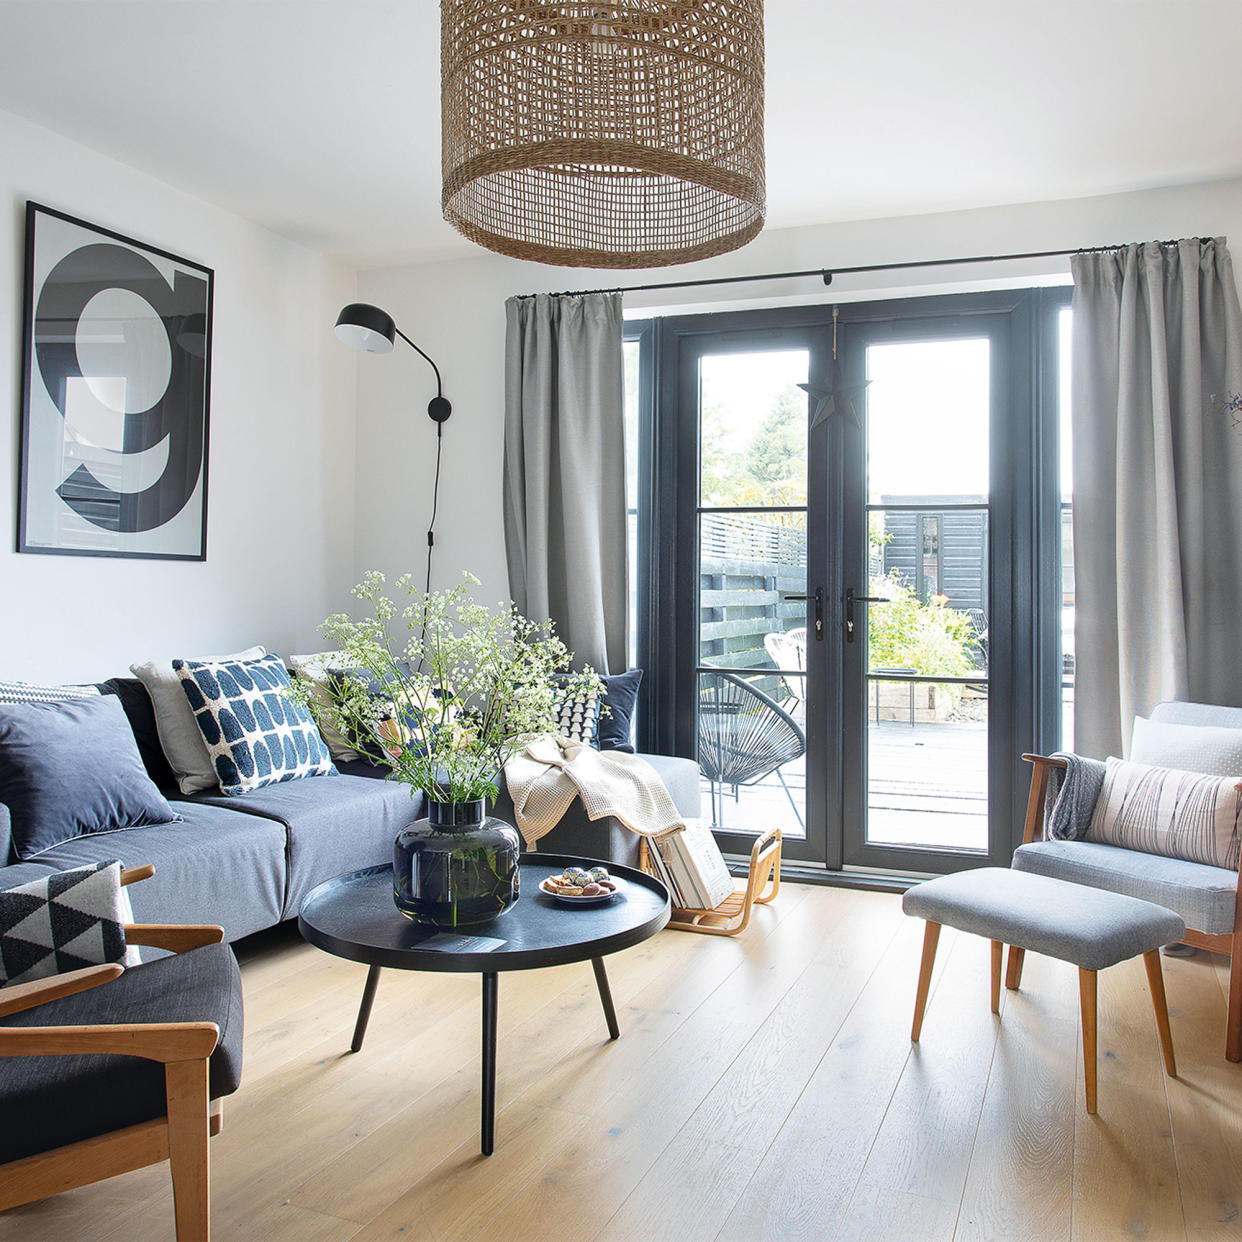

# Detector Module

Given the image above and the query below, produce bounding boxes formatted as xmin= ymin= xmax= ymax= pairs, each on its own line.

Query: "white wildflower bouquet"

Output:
xmin=289 ymin=571 xmax=603 ymax=804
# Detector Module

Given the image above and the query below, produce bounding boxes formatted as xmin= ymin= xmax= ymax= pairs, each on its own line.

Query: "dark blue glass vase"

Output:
xmin=393 ymin=798 xmax=520 ymax=929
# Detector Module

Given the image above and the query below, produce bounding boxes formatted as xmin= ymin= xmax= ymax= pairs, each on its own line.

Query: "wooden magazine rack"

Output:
xmin=640 ymin=827 xmax=781 ymax=937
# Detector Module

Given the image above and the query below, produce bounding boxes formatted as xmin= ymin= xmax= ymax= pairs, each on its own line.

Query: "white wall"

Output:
xmin=0 ymin=108 xmax=358 ymax=681
xmin=355 ymin=177 xmax=1242 ymax=607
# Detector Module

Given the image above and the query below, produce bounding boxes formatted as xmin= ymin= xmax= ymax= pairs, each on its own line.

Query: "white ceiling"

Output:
xmin=1 ymin=0 xmax=1240 ymax=268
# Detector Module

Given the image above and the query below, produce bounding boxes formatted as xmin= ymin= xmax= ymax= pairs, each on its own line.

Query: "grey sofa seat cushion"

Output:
xmin=195 ymin=773 xmax=422 ymax=919
xmin=0 ymin=859 xmax=61 ymax=889
xmin=0 ymin=941 xmax=243 ymax=1164
xmin=32 ymin=803 xmax=287 ymax=942
xmin=1013 ymin=839 xmax=1239 ymax=935
xmin=903 ymin=866 xmax=1185 ymax=971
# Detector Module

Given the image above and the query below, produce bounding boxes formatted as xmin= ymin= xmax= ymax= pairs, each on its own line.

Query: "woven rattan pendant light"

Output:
xmin=441 ymin=1 xmax=766 ymax=269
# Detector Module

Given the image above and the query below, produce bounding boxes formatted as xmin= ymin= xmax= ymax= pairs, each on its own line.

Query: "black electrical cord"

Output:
xmin=425 ymin=421 xmax=444 ymax=596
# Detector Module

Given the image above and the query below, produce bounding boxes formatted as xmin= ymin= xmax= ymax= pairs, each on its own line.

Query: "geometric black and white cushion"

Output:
xmin=0 ymin=861 xmax=138 ymax=986
xmin=555 ymin=695 xmax=599 ymax=746
xmin=0 ymin=680 xmax=100 ymax=705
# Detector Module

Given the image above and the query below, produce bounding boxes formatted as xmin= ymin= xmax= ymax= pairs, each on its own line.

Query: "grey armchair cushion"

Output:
xmin=1013 ymin=839 xmax=1239 ymax=935
xmin=0 ymin=942 xmax=243 ymax=1164
xmin=903 ymin=866 xmax=1184 ymax=971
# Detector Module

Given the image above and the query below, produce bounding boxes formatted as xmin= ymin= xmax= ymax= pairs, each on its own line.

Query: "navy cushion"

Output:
xmin=97 ymin=677 xmax=177 ymax=791
xmin=0 ymin=942 xmax=243 ymax=1163
xmin=596 ymin=669 xmax=643 ymax=753
xmin=0 ymin=697 xmax=180 ymax=861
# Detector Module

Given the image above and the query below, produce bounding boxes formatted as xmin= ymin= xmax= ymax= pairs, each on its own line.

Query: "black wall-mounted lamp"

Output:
xmin=334 ymin=302 xmax=452 ymax=595
xmin=334 ymin=302 xmax=452 ymax=424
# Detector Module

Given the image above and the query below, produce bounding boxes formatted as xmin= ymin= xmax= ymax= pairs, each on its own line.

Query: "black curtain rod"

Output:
xmin=528 ymin=237 xmax=1217 ymax=299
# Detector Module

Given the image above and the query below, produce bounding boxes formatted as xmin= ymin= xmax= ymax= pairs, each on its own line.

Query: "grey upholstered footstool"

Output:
xmin=902 ymin=867 xmax=1185 ymax=1113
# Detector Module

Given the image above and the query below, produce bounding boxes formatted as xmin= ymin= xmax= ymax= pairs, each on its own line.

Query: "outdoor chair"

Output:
xmin=698 ymin=670 xmax=806 ymax=829
xmin=1010 ymin=701 xmax=1242 ymax=1062
xmin=762 ymin=627 xmax=807 ymax=713
xmin=0 ymin=864 xmax=243 ymax=1238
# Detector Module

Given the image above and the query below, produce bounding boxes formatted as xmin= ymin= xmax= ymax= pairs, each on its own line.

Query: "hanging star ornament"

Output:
xmin=799 ymin=362 xmax=872 ymax=430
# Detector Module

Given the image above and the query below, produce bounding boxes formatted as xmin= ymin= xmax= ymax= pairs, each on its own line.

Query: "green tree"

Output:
xmin=746 ymin=385 xmax=806 ymax=487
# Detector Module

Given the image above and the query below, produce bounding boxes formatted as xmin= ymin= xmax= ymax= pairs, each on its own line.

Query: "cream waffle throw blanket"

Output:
xmin=503 ymin=735 xmax=685 ymax=849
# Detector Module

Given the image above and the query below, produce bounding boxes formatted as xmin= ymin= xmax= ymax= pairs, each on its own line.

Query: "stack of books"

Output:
xmin=647 ymin=821 xmax=735 ymax=910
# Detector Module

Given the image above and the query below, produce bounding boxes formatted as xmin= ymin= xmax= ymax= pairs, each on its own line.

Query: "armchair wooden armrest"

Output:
xmin=0 ymin=963 xmax=124 ymax=1019
xmin=120 ymin=864 xmax=156 ymax=886
xmin=125 ymin=925 xmax=225 ymax=953
xmin=1019 ymin=753 xmax=1068 ymax=846
xmin=0 ymin=1021 xmax=220 ymax=1063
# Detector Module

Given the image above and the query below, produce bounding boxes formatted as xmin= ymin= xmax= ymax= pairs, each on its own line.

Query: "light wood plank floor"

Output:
xmin=3 ymin=883 xmax=1240 ymax=1242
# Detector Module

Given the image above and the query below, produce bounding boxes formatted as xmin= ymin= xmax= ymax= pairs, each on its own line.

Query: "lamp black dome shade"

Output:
xmin=335 ymin=303 xmax=397 ymax=354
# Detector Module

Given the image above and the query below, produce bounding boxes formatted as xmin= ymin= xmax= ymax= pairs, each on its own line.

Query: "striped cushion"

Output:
xmin=1086 ymin=757 xmax=1242 ymax=870
xmin=0 ymin=680 xmax=100 ymax=704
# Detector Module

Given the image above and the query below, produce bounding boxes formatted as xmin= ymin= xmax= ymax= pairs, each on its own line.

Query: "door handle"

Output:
xmin=783 ymin=587 xmax=825 ymax=640
xmin=845 ymin=587 xmax=892 ymax=643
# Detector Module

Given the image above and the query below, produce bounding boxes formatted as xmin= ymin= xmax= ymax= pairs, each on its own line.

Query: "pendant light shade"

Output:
xmin=440 ymin=1 xmax=766 ymax=269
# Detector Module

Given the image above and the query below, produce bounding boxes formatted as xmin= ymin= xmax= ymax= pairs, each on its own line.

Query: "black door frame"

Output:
xmin=626 ymin=285 xmax=1070 ymax=877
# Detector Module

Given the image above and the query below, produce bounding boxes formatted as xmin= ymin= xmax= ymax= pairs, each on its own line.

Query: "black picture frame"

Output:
xmin=17 ymin=202 xmax=214 ymax=560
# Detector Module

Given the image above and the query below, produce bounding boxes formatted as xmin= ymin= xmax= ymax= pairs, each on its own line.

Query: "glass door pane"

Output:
xmin=855 ymin=338 xmax=991 ymax=859
xmin=696 ymin=348 xmax=811 ymax=849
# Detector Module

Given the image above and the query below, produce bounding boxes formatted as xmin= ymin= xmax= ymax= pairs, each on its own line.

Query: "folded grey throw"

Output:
xmin=1044 ymin=752 xmax=1106 ymax=840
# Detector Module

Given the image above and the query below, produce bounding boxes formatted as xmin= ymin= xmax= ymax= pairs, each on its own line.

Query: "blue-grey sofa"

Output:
xmin=0 ymin=678 xmax=700 ymax=943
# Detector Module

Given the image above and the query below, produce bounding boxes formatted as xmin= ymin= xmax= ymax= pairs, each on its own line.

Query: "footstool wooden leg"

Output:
xmin=1143 ymin=950 xmax=1177 ymax=1077
xmin=1005 ymin=945 xmax=1025 ymax=991
xmin=991 ymin=941 xmax=1003 ymax=1014
xmin=1079 ymin=968 xmax=1098 ymax=1114
xmin=911 ymin=922 xmax=941 ymax=1041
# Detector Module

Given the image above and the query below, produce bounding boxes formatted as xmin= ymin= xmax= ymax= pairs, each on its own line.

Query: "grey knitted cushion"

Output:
xmin=902 ymin=867 xmax=1184 ymax=971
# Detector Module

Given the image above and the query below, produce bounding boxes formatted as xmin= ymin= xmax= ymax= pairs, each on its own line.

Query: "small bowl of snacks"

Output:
xmin=539 ymin=865 xmax=623 ymax=906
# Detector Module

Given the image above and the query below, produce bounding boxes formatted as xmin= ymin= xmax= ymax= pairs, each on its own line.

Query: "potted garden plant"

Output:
xmin=290 ymin=571 xmax=602 ymax=929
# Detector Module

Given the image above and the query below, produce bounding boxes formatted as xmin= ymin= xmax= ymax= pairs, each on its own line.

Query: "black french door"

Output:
xmin=633 ymin=289 xmax=1067 ymax=876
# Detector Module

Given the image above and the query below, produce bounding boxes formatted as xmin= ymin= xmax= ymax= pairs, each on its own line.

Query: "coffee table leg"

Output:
xmin=351 ymin=964 xmax=382 ymax=1053
xmin=481 ymin=971 xmax=498 ymax=1156
xmin=592 ymin=957 xmax=620 ymax=1040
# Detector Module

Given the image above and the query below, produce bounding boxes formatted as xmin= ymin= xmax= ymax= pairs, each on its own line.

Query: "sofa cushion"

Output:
xmin=195 ymin=773 xmax=421 ymax=919
xmin=0 ymin=861 xmax=138 ymax=985
xmin=36 ymin=803 xmax=287 ymax=943
xmin=1013 ymin=839 xmax=1239 ymax=935
xmin=131 ymin=646 xmax=267 ymax=795
xmin=174 ymin=654 xmax=335 ymax=796
xmin=0 ymin=696 xmax=181 ymax=860
xmin=596 ymin=669 xmax=643 ymax=753
xmin=97 ymin=676 xmax=178 ymax=791
xmin=0 ymin=942 xmax=243 ymax=1164
xmin=0 ymin=680 xmax=99 ymax=704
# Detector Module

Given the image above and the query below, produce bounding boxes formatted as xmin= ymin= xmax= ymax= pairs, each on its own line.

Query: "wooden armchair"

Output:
xmin=0 ymin=864 xmax=242 ymax=1239
xmin=1011 ymin=749 xmax=1242 ymax=1063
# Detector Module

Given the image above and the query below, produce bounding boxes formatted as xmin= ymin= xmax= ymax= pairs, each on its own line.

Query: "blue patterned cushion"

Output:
xmin=173 ymin=654 xmax=336 ymax=796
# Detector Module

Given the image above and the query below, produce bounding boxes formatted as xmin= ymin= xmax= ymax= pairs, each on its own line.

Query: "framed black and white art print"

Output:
xmin=18 ymin=202 xmax=213 ymax=560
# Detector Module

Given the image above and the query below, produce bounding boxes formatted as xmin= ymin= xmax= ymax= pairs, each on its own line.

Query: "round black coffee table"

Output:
xmin=298 ymin=853 xmax=669 ymax=1154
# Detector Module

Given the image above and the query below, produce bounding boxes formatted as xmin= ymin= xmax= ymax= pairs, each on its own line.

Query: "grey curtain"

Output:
xmin=1071 ymin=239 xmax=1242 ymax=758
xmin=503 ymin=292 xmax=628 ymax=674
